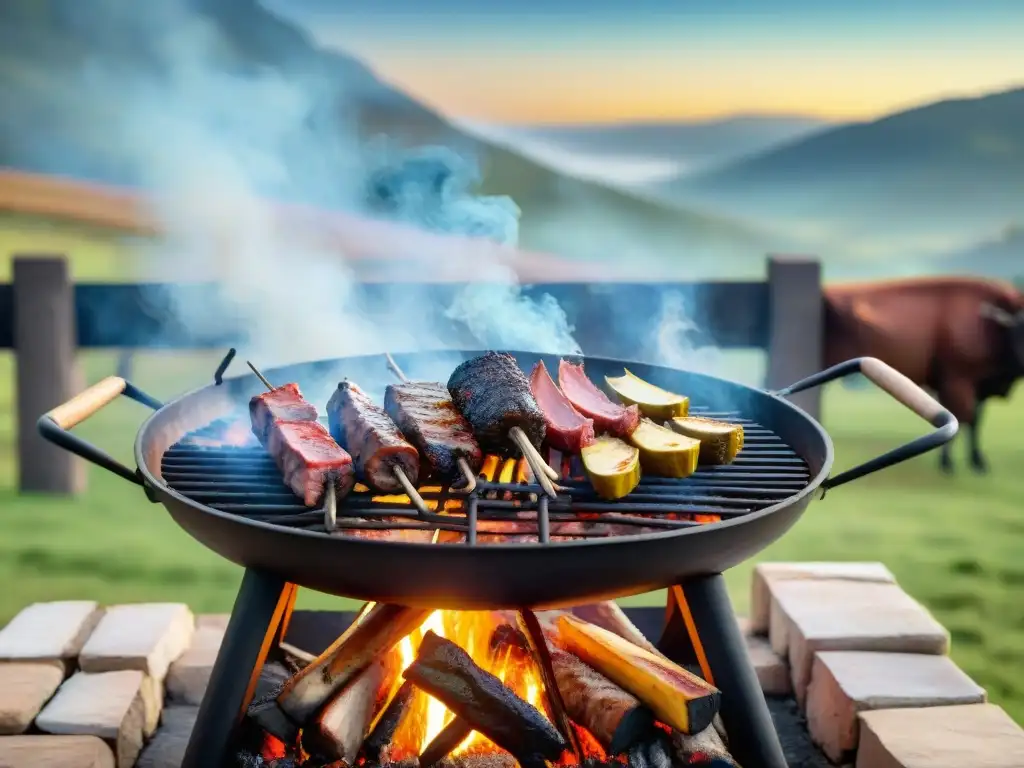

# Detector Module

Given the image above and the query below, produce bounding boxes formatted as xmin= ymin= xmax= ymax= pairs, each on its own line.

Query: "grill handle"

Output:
xmin=776 ymin=357 xmax=958 ymax=493
xmin=37 ymin=376 xmax=163 ymax=485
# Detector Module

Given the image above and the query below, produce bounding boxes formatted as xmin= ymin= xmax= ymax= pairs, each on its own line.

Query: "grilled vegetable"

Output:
xmin=628 ymin=418 xmax=699 ymax=478
xmin=605 ymin=369 xmax=689 ymax=420
xmin=669 ymin=416 xmax=744 ymax=465
xmin=581 ymin=436 xmax=641 ymax=500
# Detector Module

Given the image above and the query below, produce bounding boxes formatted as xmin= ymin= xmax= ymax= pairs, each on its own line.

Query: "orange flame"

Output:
xmin=386 ymin=611 xmax=548 ymax=762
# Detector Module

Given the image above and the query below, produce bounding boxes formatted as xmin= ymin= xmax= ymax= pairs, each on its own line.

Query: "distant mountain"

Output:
xmin=0 ymin=0 xmax=776 ymax=272
xmin=663 ymin=87 xmax=1024 ymax=246
xmin=459 ymin=115 xmax=830 ymax=188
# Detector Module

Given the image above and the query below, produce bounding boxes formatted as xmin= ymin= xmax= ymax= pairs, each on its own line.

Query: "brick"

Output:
xmin=746 ymin=633 xmax=791 ymax=695
xmin=166 ymin=622 xmax=226 ymax=705
xmin=0 ymin=735 xmax=115 ymax=767
xmin=35 ymin=670 xmax=152 ymax=768
xmin=768 ymin=580 xmax=948 ymax=705
xmin=806 ymin=652 xmax=986 ymax=762
xmin=0 ymin=663 xmax=65 ymax=735
xmin=79 ymin=603 xmax=194 ymax=680
xmin=196 ymin=614 xmax=229 ymax=631
xmin=857 ymin=703 xmax=1024 ymax=768
xmin=751 ymin=561 xmax=894 ymax=634
xmin=137 ymin=706 xmax=197 ymax=768
xmin=0 ymin=601 xmax=103 ymax=666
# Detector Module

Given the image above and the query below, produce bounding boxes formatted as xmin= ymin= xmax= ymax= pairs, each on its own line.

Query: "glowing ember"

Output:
xmin=385 ymin=611 xmax=549 ymax=762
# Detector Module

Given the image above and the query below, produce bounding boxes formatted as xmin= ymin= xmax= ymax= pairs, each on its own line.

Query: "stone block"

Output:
xmin=196 ymin=614 xmax=229 ymax=631
xmin=136 ymin=706 xmax=197 ymax=768
xmin=0 ymin=735 xmax=115 ymax=767
xmin=0 ymin=601 xmax=103 ymax=666
xmin=166 ymin=622 xmax=226 ymax=705
xmin=857 ymin=704 xmax=1024 ymax=768
xmin=806 ymin=651 xmax=986 ymax=762
xmin=79 ymin=604 xmax=194 ymax=680
xmin=0 ymin=663 xmax=65 ymax=735
xmin=35 ymin=670 xmax=151 ymax=768
xmin=768 ymin=580 xmax=948 ymax=704
xmin=752 ymin=561 xmax=894 ymax=635
xmin=745 ymin=633 xmax=791 ymax=695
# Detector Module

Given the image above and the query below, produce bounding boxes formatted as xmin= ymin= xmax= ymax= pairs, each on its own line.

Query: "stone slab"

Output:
xmin=0 ymin=663 xmax=65 ymax=735
xmin=806 ymin=651 xmax=987 ymax=762
xmin=0 ymin=735 xmax=115 ymax=767
xmin=754 ymin=561 xmax=895 ymax=638
xmin=35 ymin=670 xmax=149 ymax=768
xmin=768 ymin=580 xmax=949 ymax=704
xmin=79 ymin=604 xmax=194 ymax=681
xmin=745 ymin=633 xmax=791 ymax=695
xmin=166 ymin=621 xmax=226 ymax=705
xmin=0 ymin=601 xmax=103 ymax=665
xmin=857 ymin=704 xmax=1024 ymax=768
xmin=136 ymin=706 xmax=197 ymax=768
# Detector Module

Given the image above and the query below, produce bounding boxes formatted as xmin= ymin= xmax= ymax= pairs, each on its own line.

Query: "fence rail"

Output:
xmin=2 ymin=254 xmax=823 ymax=494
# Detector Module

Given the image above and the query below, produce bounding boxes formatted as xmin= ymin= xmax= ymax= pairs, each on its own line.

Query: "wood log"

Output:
xmin=403 ymin=630 xmax=566 ymax=768
xmin=303 ymin=658 xmax=389 ymax=764
xmin=572 ymin=602 xmax=663 ymax=657
xmin=671 ymin=726 xmax=738 ymax=767
xmin=277 ymin=604 xmax=430 ymax=724
xmin=419 ymin=717 xmax=474 ymax=768
xmin=553 ymin=614 xmax=720 ymax=735
xmin=361 ymin=679 xmax=415 ymax=765
xmin=490 ymin=623 xmax=655 ymax=756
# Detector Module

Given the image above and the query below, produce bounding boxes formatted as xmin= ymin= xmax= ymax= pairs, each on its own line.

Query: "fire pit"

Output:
xmin=38 ymin=349 xmax=956 ymax=768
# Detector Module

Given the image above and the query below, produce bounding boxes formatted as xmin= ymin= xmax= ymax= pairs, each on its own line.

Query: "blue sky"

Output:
xmin=265 ymin=0 xmax=1024 ymax=124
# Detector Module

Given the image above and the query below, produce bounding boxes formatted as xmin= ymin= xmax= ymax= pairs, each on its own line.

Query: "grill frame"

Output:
xmin=129 ymin=350 xmax=835 ymax=609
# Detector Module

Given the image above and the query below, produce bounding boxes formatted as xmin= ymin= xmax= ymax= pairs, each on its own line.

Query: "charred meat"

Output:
xmin=384 ymin=381 xmax=484 ymax=480
xmin=529 ymin=360 xmax=595 ymax=453
xmin=558 ymin=360 xmax=640 ymax=438
xmin=264 ymin=420 xmax=355 ymax=507
xmin=447 ymin=352 xmax=546 ymax=456
xmin=249 ymin=382 xmax=318 ymax=444
xmin=327 ymin=380 xmax=420 ymax=493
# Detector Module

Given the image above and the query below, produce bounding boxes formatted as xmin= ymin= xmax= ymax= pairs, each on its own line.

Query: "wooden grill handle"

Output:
xmin=776 ymin=356 xmax=958 ymax=493
xmin=47 ymin=376 xmax=127 ymax=430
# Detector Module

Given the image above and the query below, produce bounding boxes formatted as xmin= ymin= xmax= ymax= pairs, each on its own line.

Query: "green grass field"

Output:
xmin=0 ymin=235 xmax=1021 ymax=723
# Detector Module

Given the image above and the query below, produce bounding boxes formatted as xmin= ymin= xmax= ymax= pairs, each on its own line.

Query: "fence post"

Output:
xmin=14 ymin=256 xmax=86 ymax=494
xmin=765 ymin=256 xmax=824 ymax=420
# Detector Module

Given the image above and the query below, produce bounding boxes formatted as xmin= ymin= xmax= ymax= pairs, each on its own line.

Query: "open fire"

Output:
xmin=237 ymin=604 xmax=736 ymax=768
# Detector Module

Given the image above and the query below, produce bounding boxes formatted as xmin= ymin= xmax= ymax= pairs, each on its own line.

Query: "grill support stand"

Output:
xmin=182 ymin=568 xmax=294 ymax=768
xmin=662 ymin=573 xmax=788 ymax=768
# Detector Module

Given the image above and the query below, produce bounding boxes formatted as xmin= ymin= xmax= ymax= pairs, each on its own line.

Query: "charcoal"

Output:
xmin=447 ymin=352 xmax=546 ymax=456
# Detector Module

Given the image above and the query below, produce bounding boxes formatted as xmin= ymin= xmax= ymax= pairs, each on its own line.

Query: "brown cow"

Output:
xmin=823 ymin=276 xmax=1024 ymax=473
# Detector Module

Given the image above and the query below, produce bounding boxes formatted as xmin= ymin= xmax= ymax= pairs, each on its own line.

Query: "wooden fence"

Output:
xmin=0 ymin=253 xmax=823 ymax=495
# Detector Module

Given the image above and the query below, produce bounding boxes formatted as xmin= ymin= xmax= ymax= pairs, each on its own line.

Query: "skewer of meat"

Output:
xmin=446 ymin=352 xmax=560 ymax=499
xmin=558 ymin=359 xmax=640 ymax=438
xmin=383 ymin=353 xmax=480 ymax=492
xmin=529 ymin=360 xmax=596 ymax=454
xmin=246 ymin=362 xmax=354 ymax=529
xmin=325 ymin=379 xmax=432 ymax=516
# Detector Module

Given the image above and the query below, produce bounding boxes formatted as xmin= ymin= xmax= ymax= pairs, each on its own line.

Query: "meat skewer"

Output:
xmin=383 ymin=353 xmax=479 ymax=493
xmin=529 ymin=360 xmax=595 ymax=454
xmin=326 ymin=379 xmax=432 ymax=516
xmin=246 ymin=362 xmax=354 ymax=525
xmin=446 ymin=352 xmax=560 ymax=499
xmin=558 ymin=359 xmax=640 ymax=438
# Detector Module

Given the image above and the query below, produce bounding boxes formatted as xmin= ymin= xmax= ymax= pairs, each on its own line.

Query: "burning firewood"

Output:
xmin=302 ymin=657 xmax=390 ymax=765
xmin=419 ymin=717 xmax=474 ymax=768
xmin=403 ymin=630 xmax=566 ymax=768
xmin=277 ymin=603 xmax=431 ymax=725
xmin=572 ymin=602 xmax=663 ymax=657
xmin=361 ymin=679 xmax=415 ymax=765
xmin=670 ymin=727 xmax=738 ymax=767
xmin=553 ymin=614 xmax=720 ymax=735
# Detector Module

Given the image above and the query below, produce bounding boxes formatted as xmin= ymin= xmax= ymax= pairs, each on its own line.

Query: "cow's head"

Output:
xmin=980 ymin=301 xmax=1024 ymax=371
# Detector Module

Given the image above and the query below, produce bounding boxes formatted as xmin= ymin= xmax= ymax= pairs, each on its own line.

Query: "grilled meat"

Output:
xmin=447 ymin=352 xmax=546 ymax=456
xmin=384 ymin=381 xmax=484 ymax=480
xmin=529 ymin=360 xmax=595 ymax=453
xmin=249 ymin=382 xmax=318 ymax=443
xmin=327 ymin=380 xmax=420 ymax=493
xmin=558 ymin=360 xmax=640 ymax=438
xmin=264 ymin=420 xmax=355 ymax=507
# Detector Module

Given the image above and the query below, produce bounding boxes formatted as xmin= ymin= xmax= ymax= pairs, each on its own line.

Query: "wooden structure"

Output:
xmin=0 ymin=170 xmax=823 ymax=494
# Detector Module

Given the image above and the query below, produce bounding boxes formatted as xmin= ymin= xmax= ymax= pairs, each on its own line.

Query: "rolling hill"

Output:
xmin=0 ymin=0 xmax=781 ymax=273
xmin=662 ymin=87 xmax=1024 ymax=249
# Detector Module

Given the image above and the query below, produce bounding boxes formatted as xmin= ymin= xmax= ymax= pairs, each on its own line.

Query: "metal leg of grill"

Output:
xmin=182 ymin=568 xmax=293 ymax=768
xmin=665 ymin=574 xmax=788 ymax=768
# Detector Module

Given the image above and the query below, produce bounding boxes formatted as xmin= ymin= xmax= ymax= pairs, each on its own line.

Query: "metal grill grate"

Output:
xmin=161 ymin=407 xmax=810 ymax=545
